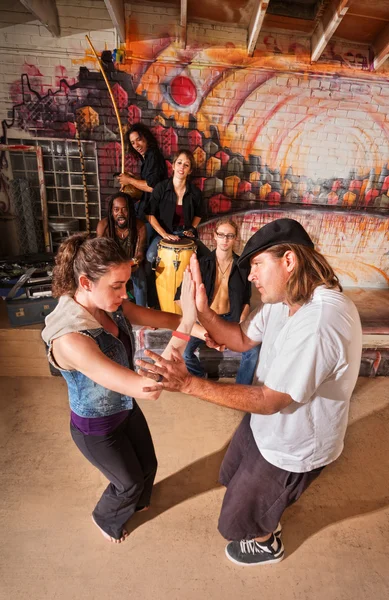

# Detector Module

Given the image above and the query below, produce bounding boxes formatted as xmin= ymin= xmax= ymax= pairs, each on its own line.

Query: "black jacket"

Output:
xmin=137 ymin=147 xmax=167 ymax=220
xmin=147 ymin=178 xmax=204 ymax=234
xmin=176 ymin=250 xmax=251 ymax=323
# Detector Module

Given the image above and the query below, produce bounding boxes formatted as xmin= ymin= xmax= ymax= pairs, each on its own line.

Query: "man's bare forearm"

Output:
xmin=182 ymin=376 xmax=274 ymax=414
xmin=198 ymin=309 xmax=250 ymax=352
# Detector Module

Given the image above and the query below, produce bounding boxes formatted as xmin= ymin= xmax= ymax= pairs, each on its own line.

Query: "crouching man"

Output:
xmin=137 ymin=219 xmax=362 ymax=566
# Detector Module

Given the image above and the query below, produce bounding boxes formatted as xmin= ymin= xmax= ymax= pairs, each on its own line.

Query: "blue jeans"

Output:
xmin=131 ymin=262 xmax=147 ymax=307
xmin=183 ymin=314 xmax=260 ymax=384
xmin=235 ymin=344 xmax=260 ymax=385
xmin=129 ymin=223 xmax=158 ymax=308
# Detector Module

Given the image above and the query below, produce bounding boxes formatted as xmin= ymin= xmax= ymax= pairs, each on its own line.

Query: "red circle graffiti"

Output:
xmin=170 ymin=76 xmax=196 ymax=107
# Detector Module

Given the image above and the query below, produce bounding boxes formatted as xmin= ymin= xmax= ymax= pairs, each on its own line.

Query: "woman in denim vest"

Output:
xmin=42 ymin=234 xmax=197 ymax=543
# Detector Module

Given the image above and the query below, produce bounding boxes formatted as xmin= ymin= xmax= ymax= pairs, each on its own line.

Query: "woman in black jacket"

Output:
xmin=146 ymin=150 xmax=210 ymax=263
xmin=118 ymin=123 xmax=167 ymax=221
xmin=118 ymin=124 xmax=168 ymax=307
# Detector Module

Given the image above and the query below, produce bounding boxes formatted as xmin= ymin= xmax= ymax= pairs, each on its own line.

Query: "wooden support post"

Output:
xmin=373 ymin=23 xmax=389 ymax=71
xmin=20 ymin=0 xmax=60 ymax=37
xmin=311 ymin=0 xmax=351 ymax=62
xmin=180 ymin=0 xmax=188 ymax=49
xmin=247 ymin=0 xmax=269 ymax=57
xmin=104 ymin=0 xmax=126 ymax=43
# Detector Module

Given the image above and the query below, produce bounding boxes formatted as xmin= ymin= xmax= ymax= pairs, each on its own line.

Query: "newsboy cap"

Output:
xmin=237 ymin=218 xmax=314 ymax=268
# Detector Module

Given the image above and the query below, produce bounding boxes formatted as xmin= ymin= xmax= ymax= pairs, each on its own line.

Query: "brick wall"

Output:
xmin=0 ymin=0 xmax=116 ymax=123
xmin=0 ymin=0 xmax=116 ymax=223
xmin=0 ymin=1 xmax=388 ymax=284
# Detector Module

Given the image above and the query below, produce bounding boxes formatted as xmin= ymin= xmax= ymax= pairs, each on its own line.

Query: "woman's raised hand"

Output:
xmin=189 ymin=254 xmax=209 ymax=314
xmin=180 ymin=268 xmax=197 ymax=327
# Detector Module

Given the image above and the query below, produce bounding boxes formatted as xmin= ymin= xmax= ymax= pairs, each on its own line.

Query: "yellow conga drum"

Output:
xmin=155 ymin=238 xmax=196 ymax=314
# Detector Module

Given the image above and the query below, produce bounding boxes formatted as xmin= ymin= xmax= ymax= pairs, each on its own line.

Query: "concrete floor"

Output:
xmin=0 ymin=376 xmax=388 ymax=600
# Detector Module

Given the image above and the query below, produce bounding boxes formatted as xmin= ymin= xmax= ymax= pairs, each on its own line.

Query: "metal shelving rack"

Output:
xmin=8 ymin=137 xmax=101 ymax=234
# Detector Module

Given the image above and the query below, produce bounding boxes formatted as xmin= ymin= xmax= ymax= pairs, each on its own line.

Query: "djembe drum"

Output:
xmin=122 ymin=183 xmax=143 ymax=200
xmin=115 ymin=171 xmax=143 ymax=200
xmin=155 ymin=238 xmax=196 ymax=314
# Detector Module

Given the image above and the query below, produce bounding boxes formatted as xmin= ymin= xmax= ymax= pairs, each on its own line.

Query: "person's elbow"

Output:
xmin=258 ymin=403 xmax=280 ymax=416
xmin=250 ymin=400 xmax=284 ymax=416
xmin=257 ymin=386 xmax=293 ymax=415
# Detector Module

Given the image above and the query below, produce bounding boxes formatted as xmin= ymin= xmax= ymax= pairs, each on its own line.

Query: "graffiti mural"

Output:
xmin=3 ymin=35 xmax=389 ymax=214
xmin=3 ymin=32 xmax=389 ymax=219
xmin=1 ymin=28 xmax=388 ymax=284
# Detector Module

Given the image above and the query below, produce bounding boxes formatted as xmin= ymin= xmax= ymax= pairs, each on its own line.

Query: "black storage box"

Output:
xmin=5 ymin=266 xmax=57 ymax=327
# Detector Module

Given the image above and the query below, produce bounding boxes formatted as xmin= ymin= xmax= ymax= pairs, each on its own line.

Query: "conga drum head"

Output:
xmin=155 ymin=238 xmax=196 ymax=314
xmin=158 ymin=238 xmax=196 ymax=251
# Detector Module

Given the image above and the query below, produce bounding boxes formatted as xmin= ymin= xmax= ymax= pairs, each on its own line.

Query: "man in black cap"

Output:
xmin=137 ymin=218 xmax=363 ymax=566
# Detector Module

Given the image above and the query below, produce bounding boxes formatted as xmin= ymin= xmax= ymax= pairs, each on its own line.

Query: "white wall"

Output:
xmin=0 ymin=0 xmax=117 ymax=123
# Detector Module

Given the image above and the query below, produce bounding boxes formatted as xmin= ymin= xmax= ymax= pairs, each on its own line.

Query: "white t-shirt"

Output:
xmin=241 ymin=286 xmax=362 ymax=473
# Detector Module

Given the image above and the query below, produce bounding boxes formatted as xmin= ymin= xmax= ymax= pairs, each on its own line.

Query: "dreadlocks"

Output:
xmin=106 ymin=192 xmax=138 ymax=259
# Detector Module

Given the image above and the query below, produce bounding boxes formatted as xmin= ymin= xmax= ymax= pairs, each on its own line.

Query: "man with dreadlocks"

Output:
xmin=97 ymin=192 xmax=147 ymax=306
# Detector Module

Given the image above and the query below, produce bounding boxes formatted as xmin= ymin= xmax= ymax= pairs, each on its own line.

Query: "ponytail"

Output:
xmin=52 ymin=233 xmax=88 ymax=297
xmin=52 ymin=234 xmax=130 ymax=298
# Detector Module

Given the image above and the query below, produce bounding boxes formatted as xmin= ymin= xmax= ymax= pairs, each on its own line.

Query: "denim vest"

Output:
xmin=48 ymin=308 xmax=134 ymax=418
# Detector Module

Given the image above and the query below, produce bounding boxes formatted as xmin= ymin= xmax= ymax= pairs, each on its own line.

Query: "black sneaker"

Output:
xmin=225 ymin=533 xmax=284 ymax=566
xmin=274 ymin=522 xmax=282 ymax=536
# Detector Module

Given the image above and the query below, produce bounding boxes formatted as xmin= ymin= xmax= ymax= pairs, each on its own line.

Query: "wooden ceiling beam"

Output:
xmin=20 ymin=0 xmax=60 ymax=37
xmin=373 ymin=22 xmax=389 ymax=70
xmin=311 ymin=0 xmax=351 ymax=62
xmin=104 ymin=0 xmax=126 ymax=43
xmin=247 ymin=0 xmax=269 ymax=57
xmin=180 ymin=0 xmax=188 ymax=49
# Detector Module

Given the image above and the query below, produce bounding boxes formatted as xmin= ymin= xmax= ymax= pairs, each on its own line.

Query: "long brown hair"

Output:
xmin=52 ymin=234 xmax=130 ymax=298
xmin=172 ymin=149 xmax=195 ymax=173
xmin=266 ymin=243 xmax=342 ymax=305
xmin=127 ymin=123 xmax=159 ymax=159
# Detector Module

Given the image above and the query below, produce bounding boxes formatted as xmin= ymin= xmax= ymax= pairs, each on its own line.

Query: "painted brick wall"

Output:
xmin=0 ymin=1 xmax=388 ymax=285
xmin=0 ymin=0 xmax=116 ymax=123
xmin=0 ymin=0 xmax=116 ymax=228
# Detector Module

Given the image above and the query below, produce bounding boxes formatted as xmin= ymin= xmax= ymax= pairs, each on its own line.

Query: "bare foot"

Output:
xmin=91 ymin=516 xmax=128 ymax=543
xmin=136 ymin=506 xmax=149 ymax=513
